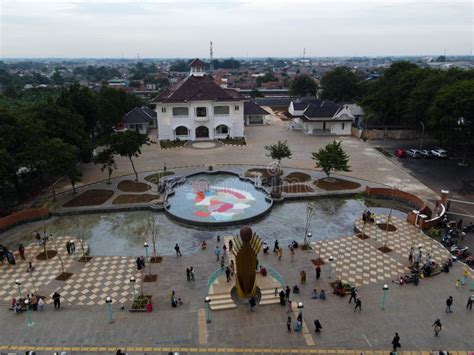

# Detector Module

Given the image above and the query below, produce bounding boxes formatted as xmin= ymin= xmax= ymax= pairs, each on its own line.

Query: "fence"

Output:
xmin=0 ymin=208 xmax=49 ymax=233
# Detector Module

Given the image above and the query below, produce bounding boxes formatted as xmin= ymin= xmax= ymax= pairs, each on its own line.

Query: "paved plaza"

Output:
xmin=0 ymin=215 xmax=473 ymax=354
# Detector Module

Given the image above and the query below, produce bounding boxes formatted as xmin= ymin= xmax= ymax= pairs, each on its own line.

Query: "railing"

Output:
xmin=207 ymin=267 xmax=226 ymax=290
xmin=261 ymin=263 xmax=284 ymax=287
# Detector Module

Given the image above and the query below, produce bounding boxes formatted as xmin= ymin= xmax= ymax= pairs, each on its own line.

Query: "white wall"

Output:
xmin=156 ymin=100 xmax=244 ymax=140
xmin=330 ymin=121 xmax=352 ymax=135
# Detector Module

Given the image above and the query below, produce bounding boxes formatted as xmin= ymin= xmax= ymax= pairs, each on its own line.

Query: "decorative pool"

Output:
xmin=164 ymin=172 xmax=272 ymax=226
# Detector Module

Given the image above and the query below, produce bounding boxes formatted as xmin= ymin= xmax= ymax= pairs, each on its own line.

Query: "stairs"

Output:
xmin=259 ymin=288 xmax=281 ymax=305
xmin=209 ymin=293 xmax=236 ymax=311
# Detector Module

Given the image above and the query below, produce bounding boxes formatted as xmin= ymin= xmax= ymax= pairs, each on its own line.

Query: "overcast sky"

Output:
xmin=0 ymin=0 xmax=472 ymax=58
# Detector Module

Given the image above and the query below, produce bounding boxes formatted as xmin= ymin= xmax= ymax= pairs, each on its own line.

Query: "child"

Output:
xmin=456 ymin=279 xmax=461 ymax=288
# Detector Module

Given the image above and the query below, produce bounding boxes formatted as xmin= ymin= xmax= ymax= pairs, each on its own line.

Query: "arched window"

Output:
xmin=215 ymin=125 xmax=229 ymax=134
xmin=175 ymin=126 xmax=189 ymax=136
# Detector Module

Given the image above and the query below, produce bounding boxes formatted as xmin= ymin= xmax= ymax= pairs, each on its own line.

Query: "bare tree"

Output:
xmin=148 ymin=213 xmax=161 ymax=263
xmin=303 ymin=201 xmax=317 ymax=249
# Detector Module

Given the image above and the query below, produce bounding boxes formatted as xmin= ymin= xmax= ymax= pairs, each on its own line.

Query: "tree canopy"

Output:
xmin=320 ymin=67 xmax=360 ymax=102
xmin=311 ymin=141 xmax=351 ymax=177
xmin=264 ymin=140 xmax=292 ymax=164
xmin=289 ymin=75 xmax=318 ymax=97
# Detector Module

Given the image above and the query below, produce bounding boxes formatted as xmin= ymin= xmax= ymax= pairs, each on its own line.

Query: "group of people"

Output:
xmin=185 ymin=267 xmax=196 ymax=281
xmin=12 ymin=294 xmax=45 ymax=313
xmin=362 ymin=210 xmax=376 ymax=223
xmin=0 ymin=244 xmax=17 ymax=265
xmin=169 ymin=290 xmax=183 ymax=308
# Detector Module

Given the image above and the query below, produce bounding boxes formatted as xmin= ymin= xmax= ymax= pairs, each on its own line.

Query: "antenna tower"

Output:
xmin=303 ymin=48 xmax=306 ymax=60
xmin=210 ymin=41 xmax=214 ymax=71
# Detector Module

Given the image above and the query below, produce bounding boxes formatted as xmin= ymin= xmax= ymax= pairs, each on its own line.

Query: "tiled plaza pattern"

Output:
xmin=0 ymin=237 xmax=79 ymax=302
xmin=354 ymin=215 xmax=451 ymax=265
xmin=56 ymin=256 xmax=141 ymax=305
xmin=314 ymin=235 xmax=407 ymax=286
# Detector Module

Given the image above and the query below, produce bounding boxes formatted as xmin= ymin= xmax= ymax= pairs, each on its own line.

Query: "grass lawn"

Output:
xmin=63 ymin=189 xmax=114 ymax=207
xmin=117 ymin=180 xmax=150 ymax=193
xmin=218 ymin=137 xmax=246 ymax=146
xmin=160 ymin=140 xmax=187 ymax=149
xmin=315 ymin=178 xmax=361 ymax=191
xmin=112 ymin=194 xmax=159 ymax=205
xmin=283 ymin=172 xmax=311 ymax=183
xmin=144 ymin=171 xmax=175 ymax=184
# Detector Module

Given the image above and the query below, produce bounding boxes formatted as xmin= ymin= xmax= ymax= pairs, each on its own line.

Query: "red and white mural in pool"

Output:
xmin=186 ymin=179 xmax=256 ymax=221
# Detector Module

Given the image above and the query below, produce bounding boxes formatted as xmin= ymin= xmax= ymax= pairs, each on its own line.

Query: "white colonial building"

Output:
xmin=153 ymin=59 xmax=246 ymax=141
xmin=287 ymin=99 xmax=354 ymax=135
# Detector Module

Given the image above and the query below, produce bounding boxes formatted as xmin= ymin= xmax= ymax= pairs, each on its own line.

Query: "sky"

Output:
xmin=0 ymin=0 xmax=472 ymax=58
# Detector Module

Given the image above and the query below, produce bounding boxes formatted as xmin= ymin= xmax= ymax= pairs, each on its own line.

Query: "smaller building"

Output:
xmin=122 ymin=107 xmax=156 ymax=134
xmin=244 ymin=101 xmax=271 ymax=125
xmin=287 ymin=99 xmax=353 ymax=135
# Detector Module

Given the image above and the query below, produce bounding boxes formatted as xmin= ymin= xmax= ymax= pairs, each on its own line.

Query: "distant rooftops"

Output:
xmin=122 ymin=107 xmax=156 ymax=124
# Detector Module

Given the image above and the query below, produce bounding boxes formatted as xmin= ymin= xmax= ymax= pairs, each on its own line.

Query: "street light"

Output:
xmin=105 ymin=296 xmax=113 ymax=323
xmin=306 ymin=233 xmax=312 ymax=253
xmin=204 ymin=296 xmax=212 ymax=323
xmin=327 ymin=256 xmax=334 ymax=278
xmin=419 ymin=121 xmax=425 ymax=151
xmin=24 ymin=299 xmax=33 ymax=327
xmin=15 ymin=279 xmax=22 ymax=299
xmin=380 ymin=284 xmax=389 ymax=310
xmin=457 ymin=117 xmax=469 ymax=167
xmin=130 ymin=276 xmax=136 ymax=302
xmin=144 ymin=242 xmax=149 ymax=259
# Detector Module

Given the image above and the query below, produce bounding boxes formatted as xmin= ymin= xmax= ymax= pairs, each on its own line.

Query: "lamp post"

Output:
xmin=24 ymin=299 xmax=33 ymax=327
xmin=130 ymin=276 xmax=136 ymax=302
xmin=380 ymin=284 xmax=389 ymax=310
xmin=457 ymin=117 xmax=469 ymax=167
xmin=419 ymin=121 xmax=425 ymax=151
xmin=327 ymin=256 xmax=334 ymax=278
xmin=144 ymin=242 xmax=149 ymax=259
xmin=15 ymin=279 xmax=22 ymax=299
xmin=204 ymin=296 xmax=212 ymax=323
xmin=306 ymin=233 xmax=312 ymax=253
xmin=105 ymin=296 xmax=113 ymax=323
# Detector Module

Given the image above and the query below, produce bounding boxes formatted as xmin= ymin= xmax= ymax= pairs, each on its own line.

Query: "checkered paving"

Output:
xmin=314 ymin=236 xmax=407 ymax=286
xmin=55 ymin=256 xmax=141 ymax=305
xmin=0 ymin=237 xmax=81 ymax=302
xmin=354 ymin=215 xmax=450 ymax=264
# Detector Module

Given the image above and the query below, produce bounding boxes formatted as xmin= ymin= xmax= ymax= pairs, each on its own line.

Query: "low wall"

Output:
xmin=352 ymin=128 xmax=419 ymax=140
xmin=0 ymin=208 xmax=49 ymax=233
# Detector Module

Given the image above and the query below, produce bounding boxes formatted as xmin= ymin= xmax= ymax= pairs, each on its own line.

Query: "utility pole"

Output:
xmin=419 ymin=121 xmax=425 ymax=150
xmin=209 ymin=41 xmax=214 ymax=72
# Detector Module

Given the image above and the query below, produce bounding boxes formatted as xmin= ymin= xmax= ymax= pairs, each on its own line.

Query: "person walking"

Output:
xmin=220 ymin=256 xmax=225 ymax=269
xmin=348 ymin=287 xmax=357 ymax=304
xmin=285 ymin=285 xmax=291 ymax=300
xmin=277 ymin=247 xmax=283 ymax=261
xmin=225 ymin=266 xmax=231 ymax=282
xmin=286 ymin=316 xmax=292 ymax=333
xmin=286 ymin=299 xmax=292 ymax=314
xmin=186 ymin=268 xmax=191 ymax=281
xmin=432 ymin=319 xmax=442 ymax=337
xmin=300 ymin=270 xmax=306 ymax=284
xmin=446 ymin=296 xmax=453 ymax=313
xmin=249 ymin=297 xmax=256 ymax=312
xmin=316 ymin=265 xmax=321 ymax=280
xmin=230 ymin=260 xmax=235 ymax=276
xmin=223 ymin=244 xmax=228 ymax=258
xmin=273 ymin=240 xmax=279 ymax=253
xmin=354 ymin=296 xmax=362 ymax=311
xmin=466 ymin=294 xmax=473 ymax=310
xmin=174 ymin=244 xmax=182 ymax=257
xmin=190 ymin=266 xmax=195 ymax=281
xmin=290 ymin=246 xmax=295 ymax=262
xmin=18 ymin=244 xmax=26 ymax=261
xmin=314 ymin=319 xmax=323 ymax=332
xmin=461 ymin=269 xmax=469 ymax=286
xmin=52 ymin=292 xmax=61 ymax=309
xmin=214 ymin=246 xmax=221 ymax=261
xmin=391 ymin=333 xmax=401 ymax=352
xmin=228 ymin=239 xmax=233 ymax=252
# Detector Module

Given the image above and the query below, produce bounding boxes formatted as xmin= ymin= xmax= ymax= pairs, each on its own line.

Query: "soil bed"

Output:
xmin=117 ymin=180 xmax=149 ymax=193
xmin=63 ymin=189 xmax=114 ymax=207
xmin=315 ymin=178 xmax=361 ymax=191
xmin=311 ymin=258 xmax=326 ymax=266
xmin=377 ymin=223 xmax=397 ymax=232
xmin=56 ymin=272 xmax=73 ymax=281
xmin=150 ymin=256 xmax=163 ymax=263
xmin=143 ymin=274 xmax=158 ymax=282
xmin=284 ymin=172 xmax=311 ymax=183
xmin=356 ymin=233 xmax=370 ymax=240
xmin=112 ymin=194 xmax=159 ymax=205
xmin=78 ymin=256 xmax=93 ymax=263
xmin=36 ymin=250 xmax=58 ymax=260
xmin=281 ymin=183 xmax=314 ymax=193
xmin=378 ymin=245 xmax=393 ymax=253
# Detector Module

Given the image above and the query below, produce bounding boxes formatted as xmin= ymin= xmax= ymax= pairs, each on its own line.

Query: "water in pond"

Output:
xmin=165 ymin=173 xmax=271 ymax=224
xmin=0 ymin=199 xmax=406 ymax=256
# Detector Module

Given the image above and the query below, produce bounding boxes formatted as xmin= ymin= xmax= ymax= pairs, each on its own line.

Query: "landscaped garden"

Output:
xmin=117 ymin=180 xmax=150 ymax=192
xmin=112 ymin=194 xmax=159 ymax=205
xmin=315 ymin=178 xmax=361 ymax=191
xmin=160 ymin=140 xmax=187 ymax=149
xmin=218 ymin=137 xmax=246 ymax=146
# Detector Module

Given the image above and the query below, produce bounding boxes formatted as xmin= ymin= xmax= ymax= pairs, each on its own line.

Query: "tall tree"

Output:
xmin=93 ymin=148 xmax=117 ymax=184
xmin=289 ymin=75 xmax=317 ymax=97
xmin=311 ymin=140 xmax=351 ymax=177
xmin=321 ymin=67 xmax=360 ymax=102
xmin=106 ymin=131 xmax=151 ymax=181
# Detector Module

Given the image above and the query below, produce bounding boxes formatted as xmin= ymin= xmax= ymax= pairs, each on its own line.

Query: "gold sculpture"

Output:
xmin=232 ymin=226 xmax=262 ymax=298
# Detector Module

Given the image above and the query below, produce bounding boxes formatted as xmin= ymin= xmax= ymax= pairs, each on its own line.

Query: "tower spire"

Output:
xmin=210 ymin=41 xmax=214 ymax=72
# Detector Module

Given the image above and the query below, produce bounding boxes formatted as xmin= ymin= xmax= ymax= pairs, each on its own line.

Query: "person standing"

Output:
xmin=285 ymin=285 xmax=291 ymax=300
xmin=225 ymin=266 xmax=231 ymax=282
xmin=273 ymin=240 xmax=279 ymax=253
xmin=37 ymin=297 xmax=45 ymax=311
xmin=466 ymin=294 xmax=473 ymax=310
xmin=230 ymin=260 xmax=235 ymax=276
xmin=228 ymin=239 xmax=233 ymax=252
xmin=354 ymin=296 xmax=362 ymax=311
xmin=220 ymin=256 xmax=225 ymax=269
xmin=432 ymin=319 xmax=442 ymax=337
xmin=174 ymin=243 xmax=182 ymax=257
xmin=214 ymin=246 xmax=221 ymax=261
xmin=461 ymin=269 xmax=469 ymax=286
xmin=349 ymin=287 xmax=357 ymax=304
xmin=249 ymin=297 xmax=256 ymax=312
xmin=186 ymin=268 xmax=191 ymax=281
xmin=290 ymin=246 xmax=295 ymax=262
xmin=277 ymin=247 xmax=283 ymax=261
xmin=286 ymin=316 xmax=292 ymax=333
xmin=391 ymin=333 xmax=401 ymax=352
xmin=446 ymin=296 xmax=453 ymax=313
xmin=18 ymin=244 xmax=26 ymax=261
xmin=300 ymin=270 xmax=306 ymax=284
xmin=53 ymin=292 xmax=61 ymax=309
xmin=316 ymin=265 xmax=321 ymax=280
xmin=223 ymin=244 xmax=228 ymax=258
xmin=190 ymin=266 xmax=195 ymax=281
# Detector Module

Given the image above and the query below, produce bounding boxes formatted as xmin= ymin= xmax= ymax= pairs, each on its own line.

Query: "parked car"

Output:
xmin=420 ymin=149 xmax=434 ymax=158
xmin=407 ymin=149 xmax=422 ymax=158
xmin=395 ymin=149 xmax=406 ymax=158
xmin=431 ymin=148 xmax=448 ymax=158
